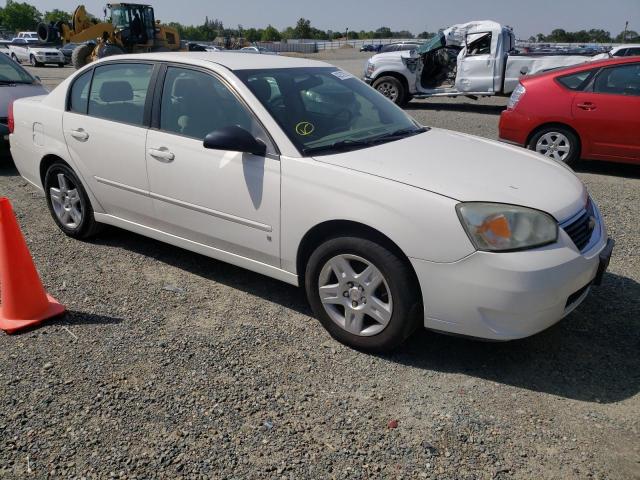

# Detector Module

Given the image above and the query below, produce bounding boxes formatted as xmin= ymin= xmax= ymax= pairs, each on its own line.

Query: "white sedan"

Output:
xmin=9 ymin=53 xmax=613 ymax=351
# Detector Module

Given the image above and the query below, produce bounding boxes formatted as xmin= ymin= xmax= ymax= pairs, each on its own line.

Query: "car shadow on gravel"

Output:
xmin=388 ymin=272 xmax=640 ymax=404
xmin=573 ymin=160 xmax=640 ymax=179
xmin=405 ymin=102 xmax=506 ymax=115
xmin=90 ymin=229 xmax=638 ymax=404
xmin=92 ymin=229 xmax=312 ymax=314
xmin=0 ymin=154 xmax=18 ymax=177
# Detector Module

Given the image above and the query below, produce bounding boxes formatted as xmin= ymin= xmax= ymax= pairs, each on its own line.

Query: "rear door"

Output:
xmin=62 ymin=62 xmax=156 ymax=224
xmin=571 ymin=62 xmax=640 ymax=161
xmin=455 ymin=31 xmax=496 ymax=93
xmin=10 ymin=39 xmax=28 ymax=61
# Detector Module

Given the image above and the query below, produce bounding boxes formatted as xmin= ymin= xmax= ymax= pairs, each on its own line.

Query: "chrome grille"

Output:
xmin=562 ymin=201 xmax=596 ymax=251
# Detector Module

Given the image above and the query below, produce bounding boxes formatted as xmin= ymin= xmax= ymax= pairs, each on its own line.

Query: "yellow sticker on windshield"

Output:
xmin=295 ymin=121 xmax=315 ymax=136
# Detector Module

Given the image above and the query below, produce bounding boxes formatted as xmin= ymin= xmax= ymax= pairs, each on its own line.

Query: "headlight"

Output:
xmin=456 ymin=203 xmax=557 ymax=251
xmin=366 ymin=62 xmax=375 ymax=77
xmin=507 ymin=83 xmax=526 ymax=110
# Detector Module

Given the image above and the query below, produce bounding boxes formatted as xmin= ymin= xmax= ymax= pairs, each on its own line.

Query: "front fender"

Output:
xmin=280 ymin=156 xmax=475 ymax=275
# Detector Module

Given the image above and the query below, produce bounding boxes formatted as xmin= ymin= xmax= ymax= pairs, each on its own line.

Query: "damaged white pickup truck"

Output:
xmin=364 ymin=20 xmax=594 ymax=105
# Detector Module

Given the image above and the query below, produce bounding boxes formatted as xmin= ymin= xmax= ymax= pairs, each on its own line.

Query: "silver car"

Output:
xmin=0 ymin=52 xmax=47 ymax=140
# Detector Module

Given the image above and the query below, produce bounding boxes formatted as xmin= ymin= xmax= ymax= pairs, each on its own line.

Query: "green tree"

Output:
xmin=261 ymin=24 xmax=281 ymax=42
xmin=43 ymin=9 xmax=70 ymax=24
xmin=293 ymin=17 xmax=311 ymax=39
xmin=417 ymin=31 xmax=435 ymax=39
xmin=1 ymin=0 xmax=42 ymax=31
xmin=374 ymin=26 xmax=392 ymax=39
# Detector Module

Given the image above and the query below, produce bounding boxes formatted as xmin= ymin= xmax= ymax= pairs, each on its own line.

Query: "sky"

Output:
xmin=24 ymin=0 xmax=639 ymax=38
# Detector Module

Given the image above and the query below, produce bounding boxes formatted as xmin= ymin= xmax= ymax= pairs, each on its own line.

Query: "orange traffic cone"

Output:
xmin=0 ymin=197 xmax=65 ymax=334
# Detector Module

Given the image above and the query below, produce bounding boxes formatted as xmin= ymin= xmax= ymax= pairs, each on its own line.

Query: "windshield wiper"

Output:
xmin=373 ymin=126 xmax=428 ymax=141
xmin=303 ymin=139 xmax=375 ymax=156
xmin=303 ymin=127 xmax=428 ymax=156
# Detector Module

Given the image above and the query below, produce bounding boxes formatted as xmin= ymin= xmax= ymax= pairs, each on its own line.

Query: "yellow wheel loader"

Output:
xmin=37 ymin=3 xmax=181 ymax=69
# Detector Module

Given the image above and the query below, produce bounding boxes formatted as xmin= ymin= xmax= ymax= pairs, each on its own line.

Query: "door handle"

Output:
xmin=148 ymin=147 xmax=175 ymax=162
xmin=70 ymin=128 xmax=89 ymax=140
xmin=577 ymin=102 xmax=596 ymax=111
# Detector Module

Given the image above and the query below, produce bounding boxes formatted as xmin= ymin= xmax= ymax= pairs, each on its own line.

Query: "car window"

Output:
xmin=626 ymin=48 xmax=640 ymax=56
xmin=0 ymin=52 xmax=34 ymax=84
xmin=593 ymin=64 xmax=640 ymax=96
xmin=159 ymin=66 xmax=273 ymax=150
xmin=612 ymin=48 xmax=627 ymax=57
xmin=88 ymin=63 xmax=153 ymax=126
xmin=557 ymin=69 xmax=595 ymax=90
xmin=69 ymin=69 xmax=92 ymax=113
xmin=466 ymin=32 xmax=492 ymax=56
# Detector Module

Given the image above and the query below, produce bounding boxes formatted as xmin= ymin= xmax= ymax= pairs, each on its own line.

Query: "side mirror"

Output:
xmin=203 ymin=125 xmax=267 ymax=156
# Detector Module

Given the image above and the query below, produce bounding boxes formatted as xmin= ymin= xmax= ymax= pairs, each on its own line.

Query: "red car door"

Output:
xmin=572 ymin=62 xmax=640 ymax=162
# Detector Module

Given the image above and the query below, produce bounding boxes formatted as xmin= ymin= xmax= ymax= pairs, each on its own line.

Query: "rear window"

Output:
xmin=557 ymin=70 xmax=594 ymax=90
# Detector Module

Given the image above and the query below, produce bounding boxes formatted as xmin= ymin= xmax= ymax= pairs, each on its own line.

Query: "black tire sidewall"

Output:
xmin=305 ymin=237 xmax=421 ymax=353
xmin=528 ymin=127 xmax=579 ymax=166
xmin=44 ymin=163 xmax=96 ymax=239
xmin=373 ymin=76 xmax=406 ymax=106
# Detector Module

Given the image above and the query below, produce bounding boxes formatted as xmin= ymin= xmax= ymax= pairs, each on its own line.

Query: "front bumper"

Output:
xmin=411 ymin=207 xmax=611 ymax=340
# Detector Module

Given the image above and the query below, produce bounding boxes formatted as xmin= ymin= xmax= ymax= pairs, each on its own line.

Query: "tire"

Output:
xmin=71 ymin=44 xmax=94 ymax=69
xmin=372 ymin=75 xmax=408 ymax=106
xmin=58 ymin=63 xmax=65 ymax=68
xmin=44 ymin=162 xmax=101 ymax=239
xmin=10 ymin=53 xmax=18 ymax=63
xmin=305 ymin=236 xmax=421 ymax=353
xmin=29 ymin=55 xmax=41 ymax=67
xmin=528 ymin=126 xmax=580 ymax=166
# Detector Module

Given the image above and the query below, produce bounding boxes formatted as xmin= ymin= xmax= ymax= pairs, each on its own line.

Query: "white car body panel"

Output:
xmin=9 ymin=52 xmax=610 ymax=341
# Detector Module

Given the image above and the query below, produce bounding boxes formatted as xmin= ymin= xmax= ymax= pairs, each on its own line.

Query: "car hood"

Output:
xmin=370 ymin=50 xmax=412 ymax=62
xmin=313 ymin=128 xmax=586 ymax=222
xmin=0 ymin=86 xmax=47 ymax=114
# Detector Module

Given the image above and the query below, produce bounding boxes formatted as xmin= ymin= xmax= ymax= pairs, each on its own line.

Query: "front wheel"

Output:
xmin=372 ymin=76 xmax=408 ymax=106
xmin=305 ymin=237 xmax=421 ymax=352
xmin=29 ymin=55 xmax=41 ymax=67
xmin=10 ymin=53 xmax=19 ymax=63
xmin=528 ymin=126 xmax=580 ymax=166
xmin=44 ymin=162 xmax=101 ymax=239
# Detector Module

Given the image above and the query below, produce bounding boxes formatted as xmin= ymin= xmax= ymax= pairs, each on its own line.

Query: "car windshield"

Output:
xmin=236 ymin=67 xmax=425 ymax=156
xmin=0 ymin=53 xmax=34 ymax=84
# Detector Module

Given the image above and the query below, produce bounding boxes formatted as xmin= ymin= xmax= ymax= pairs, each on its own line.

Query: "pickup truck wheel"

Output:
xmin=373 ymin=76 xmax=407 ymax=106
xmin=29 ymin=55 xmax=41 ymax=67
xmin=528 ymin=127 xmax=579 ymax=166
xmin=44 ymin=163 xmax=101 ymax=239
xmin=305 ymin=236 xmax=421 ymax=353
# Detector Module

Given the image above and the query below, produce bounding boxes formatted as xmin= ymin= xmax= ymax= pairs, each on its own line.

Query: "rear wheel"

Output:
xmin=305 ymin=236 xmax=421 ymax=352
xmin=71 ymin=44 xmax=94 ymax=69
xmin=10 ymin=53 xmax=19 ymax=63
xmin=44 ymin=162 xmax=101 ymax=239
xmin=528 ymin=126 xmax=579 ymax=166
xmin=372 ymin=76 xmax=408 ymax=106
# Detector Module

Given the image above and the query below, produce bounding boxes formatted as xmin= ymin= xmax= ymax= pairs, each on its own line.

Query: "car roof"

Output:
xmin=522 ymin=56 xmax=640 ymax=82
xmin=94 ymin=51 xmax=333 ymax=70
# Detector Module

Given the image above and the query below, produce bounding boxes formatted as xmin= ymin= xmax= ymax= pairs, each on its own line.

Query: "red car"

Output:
xmin=499 ymin=57 xmax=640 ymax=165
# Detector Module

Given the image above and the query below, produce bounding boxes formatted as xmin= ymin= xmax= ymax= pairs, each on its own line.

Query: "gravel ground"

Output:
xmin=0 ymin=57 xmax=638 ymax=479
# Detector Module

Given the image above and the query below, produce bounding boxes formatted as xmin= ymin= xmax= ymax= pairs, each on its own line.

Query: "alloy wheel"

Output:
xmin=49 ymin=173 xmax=83 ymax=229
xmin=535 ymin=132 xmax=571 ymax=162
xmin=377 ymin=82 xmax=399 ymax=101
xmin=317 ymin=254 xmax=393 ymax=337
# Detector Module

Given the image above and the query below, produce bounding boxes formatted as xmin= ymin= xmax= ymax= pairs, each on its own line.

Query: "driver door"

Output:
xmin=145 ymin=65 xmax=281 ymax=266
xmin=455 ymin=32 xmax=496 ymax=93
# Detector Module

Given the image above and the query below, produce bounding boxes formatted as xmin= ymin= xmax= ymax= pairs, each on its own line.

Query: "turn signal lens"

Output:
xmin=456 ymin=203 xmax=557 ymax=251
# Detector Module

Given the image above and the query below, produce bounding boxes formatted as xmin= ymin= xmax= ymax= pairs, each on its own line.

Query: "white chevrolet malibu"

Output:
xmin=9 ymin=53 xmax=614 ymax=351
